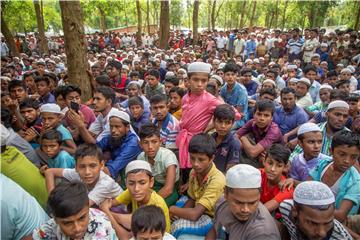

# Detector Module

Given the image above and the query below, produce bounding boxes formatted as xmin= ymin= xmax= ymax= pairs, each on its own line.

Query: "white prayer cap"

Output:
xmin=219 ymin=62 xmax=226 ymax=69
xmin=320 ymin=43 xmax=328 ymax=48
xmin=294 ymin=181 xmax=335 ymax=206
xmin=327 ymin=100 xmax=349 ymax=111
xmin=263 ymin=79 xmax=276 ymax=86
xmin=297 ymin=77 xmax=311 ymax=86
xmin=297 ymin=123 xmax=321 ymax=136
xmin=187 ymin=62 xmax=211 ymax=74
xmin=286 ymin=64 xmax=297 ymax=70
xmin=253 ymin=58 xmax=260 ymax=64
xmin=40 ymin=103 xmax=64 ymax=115
xmin=269 ymin=61 xmax=276 ymax=66
xmin=125 ymin=160 xmax=153 ymax=176
xmin=289 ymin=78 xmax=298 ymax=83
xmin=347 ymin=65 xmax=355 ymax=73
xmin=340 ymin=68 xmax=352 ymax=74
xmin=210 ymin=74 xmax=223 ymax=86
xmin=259 ymin=57 xmax=265 ymax=61
xmin=213 ymin=59 xmax=221 ymax=65
xmin=109 ymin=109 xmax=131 ymax=123
xmin=165 ymin=71 xmax=176 ymax=79
xmin=245 ymin=59 xmax=253 ymax=64
xmin=127 ymin=81 xmax=141 ymax=89
xmin=336 ymin=63 xmax=344 ymax=68
xmin=311 ymin=53 xmax=320 ymax=59
xmin=0 ymin=124 xmax=10 ymax=146
xmin=226 ymin=164 xmax=261 ymax=189
xmin=319 ymin=84 xmax=333 ymax=90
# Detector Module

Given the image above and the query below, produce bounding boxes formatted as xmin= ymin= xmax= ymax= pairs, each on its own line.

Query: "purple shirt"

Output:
xmin=237 ymin=119 xmax=283 ymax=149
xmin=289 ymin=153 xmax=330 ymax=181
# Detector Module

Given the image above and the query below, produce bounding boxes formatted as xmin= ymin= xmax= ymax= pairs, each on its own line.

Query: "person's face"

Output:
xmin=338 ymin=83 xmax=350 ymax=93
xmin=265 ymin=72 xmax=275 ymax=80
xmin=1 ymin=79 xmax=8 ymax=92
xmin=340 ymin=72 xmax=351 ymax=81
xmin=189 ymin=153 xmax=213 ymax=176
xmin=1 ymin=95 xmax=13 ymax=108
xmin=109 ymin=117 xmax=129 ymax=139
xmin=106 ymin=66 xmax=118 ymax=78
xmin=305 ymin=70 xmax=317 ymax=82
xmin=281 ymin=92 xmax=296 ymax=111
xmin=76 ymin=155 xmax=103 ymax=186
xmin=293 ymin=204 xmax=334 ymax=240
xmin=319 ymin=89 xmax=331 ymax=104
xmin=348 ymin=101 xmax=358 ymax=115
xmin=55 ymin=205 xmax=90 ymax=240
xmin=311 ymin=58 xmax=320 ymax=66
xmin=214 ymin=118 xmax=233 ymax=137
xmin=254 ymin=109 xmax=272 ymax=129
xmin=24 ymin=76 xmax=35 ymax=89
xmin=65 ymin=91 xmax=82 ymax=108
xmin=41 ymin=112 xmax=61 ymax=129
xmin=41 ymin=139 xmax=60 ymax=158
xmin=164 ymin=82 xmax=175 ymax=95
xmin=296 ymin=83 xmax=309 ymax=98
xmin=151 ymin=102 xmax=168 ymax=121
xmin=129 ymin=104 xmax=144 ymax=119
xmin=147 ymin=75 xmax=159 ymax=88
xmin=332 ymin=145 xmax=360 ymax=173
xmin=98 ymin=57 xmax=106 ymax=66
xmin=224 ymin=71 xmax=237 ymax=86
xmin=91 ymin=67 xmax=100 ymax=77
xmin=169 ymin=92 xmax=181 ymax=110
xmin=56 ymin=95 xmax=67 ymax=110
xmin=37 ymin=64 xmax=45 ymax=73
xmin=225 ymin=188 xmax=260 ymax=222
xmin=242 ymin=72 xmax=252 ymax=85
xmin=327 ymin=76 xmax=337 ymax=87
xmin=263 ymin=156 xmax=285 ymax=183
xmin=93 ymin=92 xmax=111 ymax=112
xmin=326 ymin=108 xmax=349 ymax=131
xmin=188 ymin=73 xmax=209 ymax=95
xmin=259 ymin=93 xmax=275 ymax=102
xmin=126 ymin=171 xmax=154 ymax=204
xmin=47 ymin=63 xmax=56 ymax=71
xmin=216 ymin=70 xmax=224 ymax=78
xmin=140 ymin=135 xmax=161 ymax=159
xmin=127 ymin=86 xmax=139 ymax=97
xmin=299 ymin=132 xmax=323 ymax=160
xmin=10 ymin=86 xmax=27 ymax=102
xmin=36 ymin=80 xmax=50 ymax=96
xmin=20 ymin=107 xmax=38 ymax=124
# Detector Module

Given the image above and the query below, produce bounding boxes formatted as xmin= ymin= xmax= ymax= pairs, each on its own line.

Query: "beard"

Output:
xmin=110 ymin=136 xmax=124 ymax=148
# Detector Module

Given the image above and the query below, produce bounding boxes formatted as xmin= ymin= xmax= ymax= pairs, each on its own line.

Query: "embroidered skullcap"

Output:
xmin=297 ymin=123 xmax=321 ymax=136
xmin=327 ymin=100 xmax=349 ymax=111
xmin=294 ymin=181 xmax=335 ymax=206
xmin=187 ymin=62 xmax=211 ymax=74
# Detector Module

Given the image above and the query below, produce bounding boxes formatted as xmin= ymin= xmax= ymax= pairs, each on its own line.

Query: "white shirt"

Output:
xmin=89 ymin=107 xmax=118 ymax=142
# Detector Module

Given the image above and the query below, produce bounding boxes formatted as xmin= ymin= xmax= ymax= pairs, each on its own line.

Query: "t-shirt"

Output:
xmin=47 ymin=150 xmax=75 ymax=169
xmin=63 ymin=169 xmax=122 ymax=206
xmin=130 ymin=233 xmax=176 ymax=240
xmin=115 ymin=190 xmax=171 ymax=232
xmin=1 ymin=146 xmax=48 ymax=208
xmin=1 ymin=174 xmax=49 ymax=240
xmin=260 ymin=169 xmax=294 ymax=204
xmin=213 ymin=199 xmax=281 ymax=240
xmin=56 ymin=124 xmax=73 ymax=141
xmin=89 ymin=107 xmax=118 ymax=142
xmin=137 ymin=147 xmax=179 ymax=184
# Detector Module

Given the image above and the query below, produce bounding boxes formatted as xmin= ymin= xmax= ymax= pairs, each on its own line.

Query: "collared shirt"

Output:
xmin=273 ymin=105 xmax=309 ymax=135
xmin=309 ymin=80 xmax=321 ymax=103
xmin=286 ymin=38 xmax=304 ymax=55
xmin=296 ymin=92 xmax=313 ymax=108
xmin=244 ymin=39 xmax=257 ymax=58
xmin=212 ymin=132 xmax=241 ymax=173
xmin=276 ymin=76 xmax=286 ymax=90
xmin=153 ymin=113 xmax=180 ymax=149
xmin=47 ymin=150 xmax=75 ymax=169
xmin=289 ymin=153 xmax=330 ymax=181
xmin=260 ymin=169 xmax=294 ymax=204
xmin=89 ymin=107 xmax=118 ymax=142
xmin=39 ymin=93 xmax=55 ymax=105
xmin=145 ymin=82 xmax=166 ymax=99
xmin=187 ymin=163 xmax=225 ymax=217
xmin=237 ymin=119 xmax=283 ymax=150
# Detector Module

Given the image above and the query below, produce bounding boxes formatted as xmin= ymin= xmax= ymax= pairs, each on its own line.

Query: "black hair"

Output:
xmin=189 ymin=133 xmax=216 ymax=158
xmin=187 ymin=72 xmax=210 ymax=79
xmin=1 ymin=108 xmax=12 ymax=128
xmin=280 ymin=87 xmax=296 ymax=96
xmin=74 ymin=143 xmax=103 ymax=163
xmin=254 ymin=99 xmax=275 ymax=115
xmin=95 ymin=75 xmax=111 ymax=87
xmin=304 ymin=65 xmax=318 ymax=75
xmin=19 ymin=97 xmax=40 ymax=110
xmin=266 ymin=144 xmax=291 ymax=165
xmin=266 ymin=69 xmax=278 ymax=78
xmin=53 ymin=85 xmax=67 ymax=99
xmin=62 ymin=84 xmax=82 ymax=99
xmin=223 ymin=63 xmax=239 ymax=74
xmin=131 ymin=205 xmax=166 ymax=237
xmin=347 ymin=93 xmax=360 ymax=102
xmin=8 ymin=80 xmax=26 ymax=91
xmin=336 ymin=79 xmax=350 ymax=88
xmin=129 ymin=71 xmax=140 ymax=78
xmin=214 ymin=104 xmax=235 ymax=122
xmin=40 ymin=129 xmax=62 ymax=145
xmin=1 ymin=91 xmax=10 ymax=98
xmin=164 ymin=76 xmax=179 ymax=86
xmin=330 ymin=89 xmax=348 ymax=101
xmin=241 ymin=67 xmax=252 ymax=76
xmin=259 ymin=87 xmax=277 ymax=98
xmin=327 ymin=70 xmax=338 ymax=78
xmin=331 ymin=130 xmax=360 ymax=151
xmin=138 ymin=123 xmax=161 ymax=139
xmin=34 ymin=76 xmax=50 ymax=85
xmin=48 ymin=181 xmax=89 ymax=218
xmin=169 ymin=86 xmax=187 ymax=97
xmin=147 ymin=69 xmax=160 ymax=79
xmin=128 ymin=96 xmax=144 ymax=108
xmin=22 ymin=71 xmax=35 ymax=80
xmin=95 ymin=86 xmax=115 ymax=105
xmin=150 ymin=94 xmax=167 ymax=105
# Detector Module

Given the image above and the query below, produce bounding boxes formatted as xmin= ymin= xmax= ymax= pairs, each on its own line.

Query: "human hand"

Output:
xmin=279 ymin=178 xmax=294 ymax=191
xmin=24 ymin=127 xmax=39 ymax=141
xmin=99 ymin=198 xmax=113 ymax=212
xmin=67 ymin=109 xmax=85 ymax=128
xmin=39 ymin=165 xmax=48 ymax=175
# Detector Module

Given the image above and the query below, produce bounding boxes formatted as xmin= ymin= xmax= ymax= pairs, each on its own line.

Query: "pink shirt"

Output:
xmin=64 ymin=104 xmax=96 ymax=128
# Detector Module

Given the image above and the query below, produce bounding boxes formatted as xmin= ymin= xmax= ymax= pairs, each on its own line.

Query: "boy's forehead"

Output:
xmin=126 ymin=171 xmax=151 ymax=180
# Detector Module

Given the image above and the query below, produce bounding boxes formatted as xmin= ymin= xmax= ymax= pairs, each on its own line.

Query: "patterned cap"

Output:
xmin=294 ymin=181 xmax=335 ymax=206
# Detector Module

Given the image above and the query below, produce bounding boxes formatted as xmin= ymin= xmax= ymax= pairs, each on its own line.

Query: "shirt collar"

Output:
xmin=191 ymin=163 xmax=216 ymax=184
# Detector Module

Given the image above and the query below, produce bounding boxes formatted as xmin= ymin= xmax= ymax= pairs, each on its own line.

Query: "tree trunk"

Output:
xmin=114 ymin=16 xmax=120 ymax=28
xmin=249 ymin=0 xmax=257 ymax=30
xmin=99 ymin=7 xmax=106 ymax=33
xmin=136 ymin=0 xmax=142 ymax=46
xmin=59 ymin=0 xmax=91 ymax=102
xmin=355 ymin=2 xmax=360 ymax=30
xmin=211 ymin=0 xmax=216 ymax=31
xmin=274 ymin=0 xmax=279 ymax=28
xmin=281 ymin=0 xmax=288 ymax=30
xmin=153 ymin=1 xmax=159 ymax=27
xmin=0 ymin=14 xmax=20 ymax=57
xmin=207 ymin=0 xmax=211 ymax=31
xmin=159 ymin=0 xmax=170 ymax=49
xmin=146 ymin=0 xmax=150 ymax=34
xmin=33 ymin=0 xmax=49 ymax=56
xmin=239 ymin=1 xmax=247 ymax=29
xmin=193 ymin=0 xmax=200 ymax=45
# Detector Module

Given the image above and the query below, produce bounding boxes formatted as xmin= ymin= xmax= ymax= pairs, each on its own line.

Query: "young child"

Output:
xmin=100 ymin=160 xmax=170 ymax=240
xmin=260 ymin=144 xmax=293 ymax=213
xmin=170 ymin=133 xmax=225 ymax=238
xmin=347 ymin=93 xmax=360 ymax=129
xmin=32 ymin=181 xmax=117 ymax=239
xmin=128 ymin=96 xmax=150 ymax=132
xmin=212 ymin=104 xmax=241 ymax=173
xmin=19 ymin=98 xmax=43 ymax=146
xmin=130 ymin=205 xmax=176 ymax=240
xmin=35 ymin=76 xmax=56 ymax=104
xmin=137 ymin=123 xmax=180 ymax=206
xmin=39 ymin=103 xmax=76 ymax=155
xmin=309 ymin=130 xmax=360 ymax=222
xmin=145 ymin=69 xmax=165 ymax=99
xmin=44 ymin=143 xmax=122 ymax=207
xmin=40 ymin=129 xmax=75 ymax=169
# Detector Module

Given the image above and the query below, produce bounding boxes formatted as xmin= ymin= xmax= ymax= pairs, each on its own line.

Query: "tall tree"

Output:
xmin=274 ymin=0 xmax=280 ymax=28
xmin=355 ymin=1 xmax=360 ymax=30
xmin=193 ymin=0 xmax=200 ymax=45
xmin=211 ymin=0 xmax=216 ymax=30
xmin=136 ymin=0 xmax=142 ymax=46
xmin=33 ymin=0 xmax=49 ymax=56
xmin=146 ymin=0 xmax=150 ymax=34
xmin=159 ymin=0 xmax=170 ymax=49
xmin=98 ymin=7 xmax=106 ymax=33
xmin=239 ymin=1 xmax=247 ymax=28
xmin=1 ymin=3 xmax=20 ymax=57
xmin=281 ymin=0 xmax=289 ymax=30
xmin=59 ymin=0 xmax=91 ymax=101
xmin=249 ymin=0 xmax=257 ymax=29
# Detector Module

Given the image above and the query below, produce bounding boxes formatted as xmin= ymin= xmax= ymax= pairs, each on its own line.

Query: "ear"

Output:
xmin=149 ymin=176 xmax=154 ymax=188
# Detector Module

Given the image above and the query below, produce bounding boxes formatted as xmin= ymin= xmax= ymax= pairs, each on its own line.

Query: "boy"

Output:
xmin=168 ymin=87 xmax=186 ymax=121
xmin=128 ymin=96 xmax=150 ymax=132
xmin=137 ymin=123 xmax=180 ymax=206
xmin=260 ymin=144 xmax=293 ymax=213
xmin=40 ymin=129 xmax=75 ymax=169
xmin=32 ymin=181 xmax=117 ymax=239
xmin=145 ymin=69 xmax=165 ymax=99
xmin=237 ymin=100 xmax=283 ymax=168
xmin=19 ymin=98 xmax=43 ymax=145
xmin=347 ymin=93 xmax=359 ymax=128
xmin=40 ymin=103 xmax=76 ymax=155
xmin=130 ymin=205 xmax=176 ymax=240
xmin=100 ymin=160 xmax=170 ymax=239
xmin=164 ymin=76 xmax=179 ymax=96
xmin=35 ymin=76 xmax=56 ymax=105
xmin=336 ymin=79 xmax=351 ymax=94
xmin=44 ymin=143 xmax=122 ymax=207
xmin=150 ymin=94 xmax=180 ymax=150
xmin=8 ymin=79 xmax=28 ymax=103
xmin=170 ymin=133 xmax=225 ymax=238
xmin=304 ymin=63 xmax=321 ymax=103
xmin=309 ymin=130 xmax=360 ymax=221
xmin=212 ymin=104 xmax=241 ymax=173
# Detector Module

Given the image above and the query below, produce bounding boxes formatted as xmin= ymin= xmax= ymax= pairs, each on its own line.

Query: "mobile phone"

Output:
xmin=70 ymin=101 xmax=80 ymax=113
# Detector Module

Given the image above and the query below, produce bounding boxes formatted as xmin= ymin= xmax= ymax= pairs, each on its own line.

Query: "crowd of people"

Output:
xmin=1 ymin=26 xmax=360 ymax=240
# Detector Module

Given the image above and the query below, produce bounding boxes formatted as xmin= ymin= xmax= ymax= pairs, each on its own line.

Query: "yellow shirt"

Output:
xmin=115 ymin=189 xmax=171 ymax=232
xmin=172 ymin=108 xmax=182 ymax=121
xmin=187 ymin=163 xmax=225 ymax=217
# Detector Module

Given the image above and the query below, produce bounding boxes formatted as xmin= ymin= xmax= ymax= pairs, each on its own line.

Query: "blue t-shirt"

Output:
xmin=56 ymin=124 xmax=73 ymax=141
xmin=47 ymin=150 xmax=75 ymax=169
xmin=273 ymin=106 xmax=309 ymax=135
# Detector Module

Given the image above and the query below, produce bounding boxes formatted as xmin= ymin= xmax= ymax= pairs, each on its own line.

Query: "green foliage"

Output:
xmin=170 ymin=0 xmax=183 ymax=28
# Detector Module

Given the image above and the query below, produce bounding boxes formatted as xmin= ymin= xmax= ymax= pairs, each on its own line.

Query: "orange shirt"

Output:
xmin=260 ymin=169 xmax=293 ymax=204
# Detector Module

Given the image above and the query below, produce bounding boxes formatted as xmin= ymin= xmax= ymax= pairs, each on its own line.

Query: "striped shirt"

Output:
xmin=279 ymin=200 xmax=352 ymax=240
xmin=153 ymin=113 xmax=180 ymax=149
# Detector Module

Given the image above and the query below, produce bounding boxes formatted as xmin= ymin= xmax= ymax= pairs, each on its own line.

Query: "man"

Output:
xmin=279 ymin=181 xmax=352 ymax=240
xmin=244 ymin=33 xmax=257 ymax=59
xmin=206 ymin=164 xmax=281 ymax=240
xmin=107 ymin=60 xmax=128 ymax=100
xmin=286 ymin=28 xmax=304 ymax=62
xmin=295 ymin=78 xmax=313 ymax=108
xmin=273 ymin=87 xmax=309 ymax=136
xmin=302 ymin=29 xmax=319 ymax=64
xmin=233 ymin=32 xmax=245 ymax=56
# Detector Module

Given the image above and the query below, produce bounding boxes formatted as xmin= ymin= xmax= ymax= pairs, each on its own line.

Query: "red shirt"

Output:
xmin=260 ymin=169 xmax=293 ymax=204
